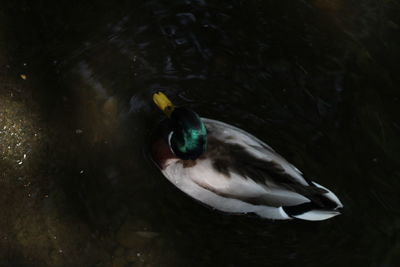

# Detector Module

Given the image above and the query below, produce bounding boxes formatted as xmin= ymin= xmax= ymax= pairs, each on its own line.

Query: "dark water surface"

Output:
xmin=1 ymin=0 xmax=399 ymax=266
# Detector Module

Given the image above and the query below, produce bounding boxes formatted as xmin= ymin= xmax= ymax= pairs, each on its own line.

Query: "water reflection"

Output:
xmin=0 ymin=0 xmax=399 ymax=266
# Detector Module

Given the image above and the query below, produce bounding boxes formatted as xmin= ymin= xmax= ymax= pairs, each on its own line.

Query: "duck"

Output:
xmin=151 ymin=92 xmax=343 ymax=221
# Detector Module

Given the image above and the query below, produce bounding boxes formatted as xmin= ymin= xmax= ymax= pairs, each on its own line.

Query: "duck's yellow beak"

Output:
xmin=153 ymin=92 xmax=175 ymax=117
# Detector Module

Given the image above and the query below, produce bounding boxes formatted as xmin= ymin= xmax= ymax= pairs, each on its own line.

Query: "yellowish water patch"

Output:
xmin=0 ymin=91 xmax=43 ymax=181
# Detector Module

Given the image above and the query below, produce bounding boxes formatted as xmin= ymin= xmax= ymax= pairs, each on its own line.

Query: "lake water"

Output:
xmin=0 ymin=0 xmax=399 ymax=266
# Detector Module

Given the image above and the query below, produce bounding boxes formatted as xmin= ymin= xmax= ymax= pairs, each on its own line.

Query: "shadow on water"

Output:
xmin=0 ymin=0 xmax=400 ymax=266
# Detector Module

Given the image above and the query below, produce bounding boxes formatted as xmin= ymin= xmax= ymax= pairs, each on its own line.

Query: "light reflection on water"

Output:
xmin=0 ymin=0 xmax=399 ymax=266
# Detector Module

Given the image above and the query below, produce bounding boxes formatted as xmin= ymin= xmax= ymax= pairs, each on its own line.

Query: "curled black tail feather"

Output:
xmin=283 ymin=196 xmax=342 ymax=217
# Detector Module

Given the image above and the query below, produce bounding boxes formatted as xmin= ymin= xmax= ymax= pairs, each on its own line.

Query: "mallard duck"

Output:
xmin=151 ymin=92 xmax=343 ymax=221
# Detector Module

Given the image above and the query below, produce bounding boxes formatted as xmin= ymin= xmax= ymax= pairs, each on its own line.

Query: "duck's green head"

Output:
xmin=153 ymin=92 xmax=207 ymax=160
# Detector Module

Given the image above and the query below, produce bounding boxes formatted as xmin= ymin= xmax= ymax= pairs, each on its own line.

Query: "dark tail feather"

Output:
xmin=283 ymin=200 xmax=342 ymax=221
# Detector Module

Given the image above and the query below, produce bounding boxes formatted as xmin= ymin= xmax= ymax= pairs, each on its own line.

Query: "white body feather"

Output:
xmin=160 ymin=118 xmax=343 ymax=221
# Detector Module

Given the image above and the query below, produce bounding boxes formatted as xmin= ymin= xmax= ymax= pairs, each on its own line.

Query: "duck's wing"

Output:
xmin=201 ymin=118 xmax=342 ymax=210
xmin=202 ymin=118 xmax=306 ymax=185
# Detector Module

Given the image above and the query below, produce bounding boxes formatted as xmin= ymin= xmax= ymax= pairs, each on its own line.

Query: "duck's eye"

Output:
xmin=164 ymin=106 xmax=174 ymax=117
